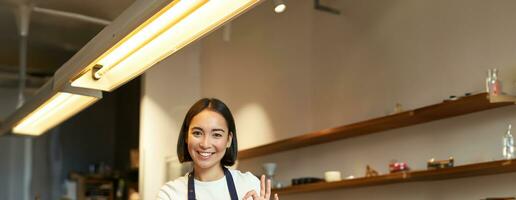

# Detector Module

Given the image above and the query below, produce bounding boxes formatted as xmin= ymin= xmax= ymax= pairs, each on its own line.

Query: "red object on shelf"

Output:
xmin=389 ymin=162 xmax=409 ymax=173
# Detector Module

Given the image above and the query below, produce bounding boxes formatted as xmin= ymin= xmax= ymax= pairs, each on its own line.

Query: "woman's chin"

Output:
xmin=194 ymin=159 xmax=218 ymax=169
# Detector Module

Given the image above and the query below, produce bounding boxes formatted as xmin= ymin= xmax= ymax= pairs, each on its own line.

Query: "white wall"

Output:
xmin=140 ymin=43 xmax=201 ymax=200
xmin=311 ymin=0 xmax=516 ymax=130
xmin=239 ymin=0 xmax=516 ymax=199
xmin=141 ymin=0 xmax=516 ymax=199
xmin=200 ymin=0 xmax=314 ymax=149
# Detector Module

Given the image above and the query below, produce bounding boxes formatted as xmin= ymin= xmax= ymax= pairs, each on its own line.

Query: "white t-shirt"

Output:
xmin=157 ymin=169 xmax=260 ymax=200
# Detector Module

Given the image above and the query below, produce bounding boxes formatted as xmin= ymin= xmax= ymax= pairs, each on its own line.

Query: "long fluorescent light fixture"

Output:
xmin=13 ymin=92 xmax=99 ymax=136
xmin=70 ymin=0 xmax=261 ymax=91
xmin=1 ymin=79 xmax=102 ymax=136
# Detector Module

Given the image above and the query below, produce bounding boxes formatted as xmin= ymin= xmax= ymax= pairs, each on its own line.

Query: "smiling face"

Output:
xmin=187 ymin=109 xmax=233 ymax=171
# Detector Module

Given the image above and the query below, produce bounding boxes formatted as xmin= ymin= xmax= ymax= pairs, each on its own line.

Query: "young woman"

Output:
xmin=158 ymin=98 xmax=279 ymax=200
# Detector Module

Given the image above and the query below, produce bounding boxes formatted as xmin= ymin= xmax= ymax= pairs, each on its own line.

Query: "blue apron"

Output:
xmin=188 ymin=167 xmax=239 ymax=200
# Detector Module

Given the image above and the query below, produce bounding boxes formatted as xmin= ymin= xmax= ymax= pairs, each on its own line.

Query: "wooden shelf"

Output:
xmin=238 ymin=93 xmax=516 ymax=159
xmin=273 ymin=159 xmax=516 ymax=195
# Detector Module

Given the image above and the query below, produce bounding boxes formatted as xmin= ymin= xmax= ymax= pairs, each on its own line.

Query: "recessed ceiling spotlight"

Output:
xmin=273 ymin=0 xmax=286 ymax=13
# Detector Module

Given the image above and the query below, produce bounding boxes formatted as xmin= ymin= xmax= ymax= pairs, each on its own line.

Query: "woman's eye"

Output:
xmin=192 ymin=131 xmax=202 ymax=136
xmin=213 ymin=133 xmax=223 ymax=138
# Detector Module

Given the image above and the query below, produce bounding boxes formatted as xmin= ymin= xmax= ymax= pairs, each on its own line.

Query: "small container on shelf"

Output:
xmin=324 ymin=171 xmax=342 ymax=182
xmin=389 ymin=160 xmax=409 ymax=173
xmin=291 ymin=177 xmax=324 ymax=186
xmin=503 ymin=124 xmax=515 ymax=160
xmin=262 ymin=162 xmax=279 ymax=188
xmin=427 ymin=157 xmax=454 ymax=170
xmin=365 ymin=165 xmax=379 ymax=177
xmin=486 ymin=68 xmax=502 ymax=96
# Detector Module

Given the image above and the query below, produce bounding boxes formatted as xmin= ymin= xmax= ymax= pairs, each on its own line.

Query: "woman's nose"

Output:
xmin=199 ymin=136 xmax=210 ymax=148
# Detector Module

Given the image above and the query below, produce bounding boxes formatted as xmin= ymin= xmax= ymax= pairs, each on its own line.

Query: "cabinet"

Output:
xmin=70 ymin=173 xmax=115 ymax=200
xmin=236 ymin=93 xmax=516 ymax=194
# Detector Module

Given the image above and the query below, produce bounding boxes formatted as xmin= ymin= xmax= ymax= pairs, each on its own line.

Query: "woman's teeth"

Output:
xmin=199 ymin=152 xmax=214 ymax=157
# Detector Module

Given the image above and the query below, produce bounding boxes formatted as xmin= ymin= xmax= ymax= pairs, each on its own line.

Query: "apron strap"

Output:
xmin=223 ymin=167 xmax=239 ymax=200
xmin=188 ymin=167 xmax=239 ymax=200
xmin=188 ymin=172 xmax=195 ymax=200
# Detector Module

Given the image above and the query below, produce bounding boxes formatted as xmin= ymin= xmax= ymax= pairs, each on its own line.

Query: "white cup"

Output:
xmin=324 ymin=171 xmax=342 ymax=182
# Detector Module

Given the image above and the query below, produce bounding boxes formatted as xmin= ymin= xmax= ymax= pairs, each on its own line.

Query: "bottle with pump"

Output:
xmin=503 ymin=124 xmax=514 ymax=160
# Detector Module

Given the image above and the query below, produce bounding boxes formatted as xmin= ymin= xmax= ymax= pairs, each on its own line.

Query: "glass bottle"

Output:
xmin=503 ymin=124 xmax=514 ymax=160
xmin=486 ymin=69 xmax=492 ymax=93
xmin=490 ymin=69 xmax=502 ymax=95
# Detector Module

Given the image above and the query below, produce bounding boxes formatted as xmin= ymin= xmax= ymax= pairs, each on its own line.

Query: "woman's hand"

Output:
xmin=243 ymin=175 xmax=279 ymax=200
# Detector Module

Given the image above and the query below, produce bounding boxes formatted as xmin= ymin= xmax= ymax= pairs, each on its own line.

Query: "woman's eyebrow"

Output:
xmin=191 ymin=127 xmax=203 ymax=131
xmin=212 ymin=128 xmax=225 ymax=132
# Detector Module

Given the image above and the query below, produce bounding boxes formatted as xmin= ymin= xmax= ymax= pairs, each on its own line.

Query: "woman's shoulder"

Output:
xmin=228 ymin=168 xmax=260 ymax=184
xmin=228 ymin=168 xmax=261 ymax=194
xmin=157 ymin=175 xmax=189 ymax=200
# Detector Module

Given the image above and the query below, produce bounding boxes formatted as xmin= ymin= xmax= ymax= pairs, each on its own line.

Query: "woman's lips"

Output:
xmin=197 ymin=151 xmax=215 ymax=159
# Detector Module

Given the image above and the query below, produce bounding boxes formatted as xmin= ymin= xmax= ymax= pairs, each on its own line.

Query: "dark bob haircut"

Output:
xmin=177 ymin=98 xmax=238 ymax=166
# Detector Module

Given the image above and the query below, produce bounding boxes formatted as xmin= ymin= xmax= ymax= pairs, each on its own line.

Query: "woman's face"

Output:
xmin=187 ymin=109 xmax=232 ymax=170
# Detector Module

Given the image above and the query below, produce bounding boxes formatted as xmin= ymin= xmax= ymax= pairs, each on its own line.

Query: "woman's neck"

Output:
xmin=194 ymin=164 xmax=225 ymax=181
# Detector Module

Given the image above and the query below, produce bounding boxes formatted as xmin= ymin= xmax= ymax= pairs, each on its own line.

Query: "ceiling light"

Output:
xmin=273 ymin=0 xmax=286 ymax=13
xmin=65 ymin=0 xmax=262 ymax=91
xmin=1 ymin=79 xmax=102 ymax=136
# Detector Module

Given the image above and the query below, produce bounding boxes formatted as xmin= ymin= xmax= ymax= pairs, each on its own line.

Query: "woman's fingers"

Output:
xmin=260 ymin=175 xmax=266 ymax=197
xmin=251 ymin=190 xmax=260 ymax=200
xmin=242 ymin=191 xmax=252 ymax=200
xmin=265 ymin=178 xmax=271 ymax=199
xmin=243 ymin=190 xmax=257 ymax=200
xmin=244 ymin=178 xmax=277 ymax=200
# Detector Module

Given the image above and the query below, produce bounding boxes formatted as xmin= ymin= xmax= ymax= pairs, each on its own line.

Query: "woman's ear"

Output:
xmin=227 ymin=132 xmax=233 ymax=148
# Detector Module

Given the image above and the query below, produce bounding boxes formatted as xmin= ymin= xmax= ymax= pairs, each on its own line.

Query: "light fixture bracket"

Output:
xmin=314 ymin=0 xmax=340 ymax=15
xmin=60 ymin=82 xmax=103 ymax=99
xmin=92 ymin=64 xmax=104 ymax=80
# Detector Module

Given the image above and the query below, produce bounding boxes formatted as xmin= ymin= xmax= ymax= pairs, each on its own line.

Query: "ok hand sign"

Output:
xmin=243 ymin=175 xmax=279 ymax=200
